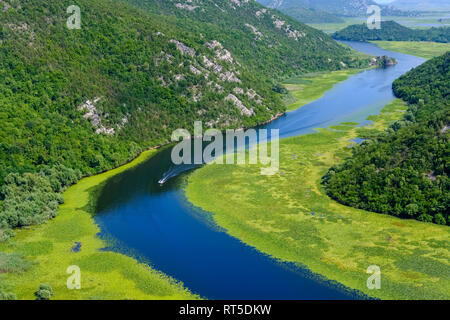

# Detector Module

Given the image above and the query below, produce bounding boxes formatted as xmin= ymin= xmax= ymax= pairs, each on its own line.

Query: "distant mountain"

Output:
xmin=255 ymin=2 xmax=343 ymax=23
xmin=283 ymin=7 xmax=344 ymax=23
xmin=284 ymin=6 xmax=344 ymax=23
xmin=391 ymin=0 xmax=450 ymax=12
xmin=258 ymin=0 xmax=414 ymax=17
xmin=333 ymin=21 xmax=450 ymax=42
xmin=127 ymin=0 xmax=364 ymax=77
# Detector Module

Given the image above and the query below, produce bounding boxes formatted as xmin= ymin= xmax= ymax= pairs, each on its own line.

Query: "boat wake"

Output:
xmin=158 ymin=164 xmax=199 ymax=185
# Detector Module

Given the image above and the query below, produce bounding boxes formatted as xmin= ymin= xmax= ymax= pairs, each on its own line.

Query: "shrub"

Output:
xmin=0 ymin=252 xmax=33 ymax=273
xmin=434 ymin=214 xmax=447 ymax=225
xmin=34 ymin=284 xmax=53 ymax=300
xmin=0 ymin=165 xmax=82 ymax=230
xmin=0 ymin=291 xmax=17 ymax=300
xmin=418 ymin=214 xmax=433 ymax=223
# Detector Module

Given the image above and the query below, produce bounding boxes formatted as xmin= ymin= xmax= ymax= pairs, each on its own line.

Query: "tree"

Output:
xmin=34 ymin=284 xmax=54 ymax=300
xmin=434 ymin=214 xmax=447 ymax=225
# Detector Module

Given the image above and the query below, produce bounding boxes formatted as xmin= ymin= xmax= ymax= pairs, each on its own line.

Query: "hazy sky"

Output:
xmin=373 ymin=0 xmax=395 ymax=3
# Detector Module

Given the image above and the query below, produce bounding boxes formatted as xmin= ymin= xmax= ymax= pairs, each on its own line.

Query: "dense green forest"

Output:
xmin=333 ymin=21 xmax=450 ymax=43
xmin=0 ymin=0 xmax=369 ymax=240
xmin=323 ymin=52 xmax=450 ymax=225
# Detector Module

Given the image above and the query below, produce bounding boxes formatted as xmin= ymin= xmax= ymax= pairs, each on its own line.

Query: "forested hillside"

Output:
xmin=333 ymin=21 xmax=450 ymax=43
xmin=0 ymin=0 xmax=368 ymax=239
xmin=323 ymin=52 xmax=450 ymax=225
xmin=391 ymin=0 xmax=450 ymax=12
xmin=126 ymin=0 xmax=366 ymax=76
xmin=274 ymin=7 xmax=343 ymax=24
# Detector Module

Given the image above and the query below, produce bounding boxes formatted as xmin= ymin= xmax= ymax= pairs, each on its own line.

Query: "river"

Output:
xmin=94 ymin=42 xmax=425 ymax=300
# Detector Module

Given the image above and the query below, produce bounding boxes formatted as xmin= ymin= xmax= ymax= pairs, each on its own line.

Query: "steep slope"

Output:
xmin=257 ymin=0 xmax=412 ymax=17
xmin=0 ymin=0 xmax=277 ymax=234
xmin=323 ymin=52 xmax=450 ymax=225
xmin=0 ymin=0 xmax=282 ymax=177
xmin=333 ymin=21 xmax=450 ymax=42
xmin=126 ymin=0 xmax=367 ymax=77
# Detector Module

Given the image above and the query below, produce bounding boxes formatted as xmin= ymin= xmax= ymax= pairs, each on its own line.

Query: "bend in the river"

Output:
xmin=94 ymin=42 xmax=425 ymax=300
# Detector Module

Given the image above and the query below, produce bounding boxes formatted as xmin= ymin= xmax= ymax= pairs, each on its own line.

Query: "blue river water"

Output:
xmin=94 ymin=42 xmax=425 ymax=300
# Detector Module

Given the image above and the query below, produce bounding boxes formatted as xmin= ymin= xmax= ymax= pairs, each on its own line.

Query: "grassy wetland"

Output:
xmin=185 ymin=99 xmax=450 ymax=300
xmin=0 ymin=149 xmax=197 ymax=300
xmin=371 ymin=41 xmax=450 ymax=59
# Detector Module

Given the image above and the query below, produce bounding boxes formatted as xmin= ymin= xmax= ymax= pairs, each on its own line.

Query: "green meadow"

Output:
xmin=0 ymin=149 xmax=197 ymax=300
xmin=372 ymin=41 xmax=450 ymax=59
xmin=283 ymin=69 xmax=363 ymax=111
xmin=185 ymin=99 xmax=450 ymax=300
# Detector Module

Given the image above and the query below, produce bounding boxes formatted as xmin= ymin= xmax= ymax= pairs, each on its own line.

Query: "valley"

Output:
xmin=185 ymin=43 xmax=450 ymax=300
xmin=0 ymin=0 xmax=448 ymax=302
xmin=2 ymin=40 xmax=422 ymax=300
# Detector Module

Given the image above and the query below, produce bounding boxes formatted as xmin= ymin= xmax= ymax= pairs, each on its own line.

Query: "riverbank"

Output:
xmin=0 ymin=42 xmax=418 ymax=299
xmin=370 ymin=41 xmax=450 ymax=59
xmin=0 ymin=148 xmax=197 ymax=300
xmin=185 ymin=99 xmax=450 ymax=300
xmin=0 ymin=62 xmax=369 ymax=299
xmin=283 ymin=69 xmax=364 ymax=111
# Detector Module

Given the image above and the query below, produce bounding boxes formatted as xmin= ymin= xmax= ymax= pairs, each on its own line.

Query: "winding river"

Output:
xmin=94 ymin=42 xmax=425 ymax=299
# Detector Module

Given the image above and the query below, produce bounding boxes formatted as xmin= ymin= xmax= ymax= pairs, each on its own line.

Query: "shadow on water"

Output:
xmin=94 ymin=42 xmax=425 ymax=299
